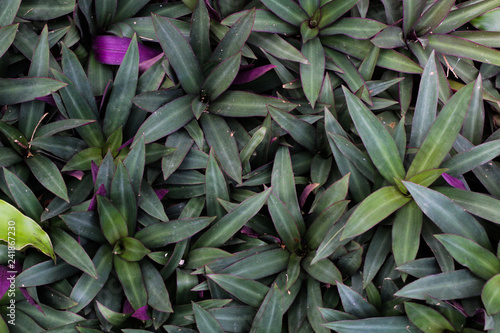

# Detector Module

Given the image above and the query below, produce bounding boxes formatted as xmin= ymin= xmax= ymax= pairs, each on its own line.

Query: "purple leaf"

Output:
xmin=240 ymin=226 xmax=259 ymax=238
xmin=204 ymin=0 xmax=221 ymax=21
xmin=118 ymin=137 xmax=134 ymax=152
xmin=123 ymin=299 xmax=133 ymax=313
xmin=139 ymin=52 xmax=164 ymax=73
xmin=0 ymin=266 xmax=12 ymax=300
xmin=20 ymin=288 xmax=43 ymax=313
xmin=65 ymin=170 xmax=84 ymax=180
xmin=35 ymin=95 xmax=56 ymax=106
xmin=155 ymin=189 xmax=169 ymax=201
xmin=132 ymin=305 xmax=151 ymax=321
xmin=91 ymin=161 xmax=99 ymax=184
xmin=299 ymin=183 xmax=320 ymax=208
xmin=233 ymin=64 xmax=277 ymax=84
xmin=92 ymin=35 xmax=161 ymax=65
xmin=442 ymin=173 xmax=467 ymax=190
xmin=88 ymin=185 xmax=107 ymax=211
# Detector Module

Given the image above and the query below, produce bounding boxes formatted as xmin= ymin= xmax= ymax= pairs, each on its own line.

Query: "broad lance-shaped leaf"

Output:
xmin=395 ymin=269 xmax=484 ymax=300
xmin=482 ymin=274 xmax=500 ymax=315
xmin=300 ymin=37 xmax=325 ymax=108
xmin=69 ymin=244 xmax=113 ymax=313
xmin=440 ymin=139 xmax=500 ymax=177
xmin=192 ymin=187 xmax=272 ymax=249
xmin=4 ymin=168 xmax=43 ymax=223
xmin=413 ymin=0 xmax=455 ymax=36
xmin=267 ymin=193 xmax=301 ymax=252
xmin=206 ymin=149 xmax=230 ymax=221
xmin=207 ymin=274 xmax=269 ymax=308
xmin=0 ymin=77 xmax=66 ymax=105
xmin=114 ymin=256 xmax=147 ymax=310
xmin=153 ymin=13 xmax=203 ymax=94
xmin=135 ymin=95 xmax=194 ymax=144
xmin=141 ymin=260 xmax=172 ymax=313
xmin=26 ymin=154 xmax=69 ymax=202
xmin=342 ymin=86 xmax=405 ymax=184
xmin=392 ymin=201 xmax=422 ymax=274
xmin=268 ymin=105 xmax=315 ymax=151
xmin=190 ymin=0 xmax=211 ymax=65
xmin=435 ymin=234 xmax=500 ymax=280
xmin=97 ymin=195 xmax=128 ymax=245
xmin=103 ymin=34 xmax=139 ymax=137
xmin=324 ymin=317 xmax=419 ymax=333
xmin=135 ymin=217 xmax=215 ymax=248
xmin=193 ymin=302 xmax=224 ymax=333
xmin=337 ymin=282 xmax=379 ymax=318
xmin=0 ymin=199 xmax=54 ymax=260
xmin=403 ymin=181 xmax=491 ymax=249
xmin=434 ymin=186 xmax=500 ymax=224
xmin=406 ymin=81 xmax=475 ymax=179
xmin=51 ymin=227 xmax=97 ymax=279
xmin=341 ymin=186 xmax=411 ymax=240
xmin=202 ymin=52 xmax=241 ymax=102
xmin=428 ymin=33 xmax=500 ymax=67
xmin=404 ymin=303 xmax=456 ymax=333
xmin=261 ymin=0 xmax=308 ymax=26
xmin=200 ymin=113 xmax=242 ymax=184
xmin=111 ymin=161 xmax=137 ymax=235
xmin=250 ymin=284 xmax=283 ymax=333
xmin=208 ymin=8 xmax=255 ymax=65
xmin=410 ymin=50 xmax=439 ymax=148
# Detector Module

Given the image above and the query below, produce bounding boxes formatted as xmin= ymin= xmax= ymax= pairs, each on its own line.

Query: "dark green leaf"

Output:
xmin=26 ymin=154 xmax=69 ymax=202
xmin=0 ymin=78 xmax=66 ymax=105
xmin=4 ymin=168 xmax=43 ymax=222
xmin=141 ymin=260 xmax=173 ymax=313
xmin=114 ymin=256 xmax=147 ymax=310
xmin=97 ymin=195 xmax=128 ymax=245
xmin=268 ymin=105 xmax=316 ymax=151
xmin=300 ymin=37 xmax=325 ymax=108
xmin=482 ymin=274 xmax=500 ymax=315
xmin=207 ymin=274 xmax=268 ymax=308
xmin=323 ymin=317 xmax=420 ymax=332
xmin=318 ymin=0 xmax=359 ymax=28
xmin=18 ymin=0 xmax=76 ymax=20
xmin=250 ymin=284 xmax=283 ymax=333
xmin=260 ymin=0 xmax=307 ymax=26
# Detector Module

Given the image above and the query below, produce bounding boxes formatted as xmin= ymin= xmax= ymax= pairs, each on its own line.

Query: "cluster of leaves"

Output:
xmin=1 ymin=0 xmax=500 ymax=332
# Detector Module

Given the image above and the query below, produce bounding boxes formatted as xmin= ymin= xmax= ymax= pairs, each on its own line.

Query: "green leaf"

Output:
xmin=26 ymin=154 xmax=69 ymax=202
xmin=392 ymin=201 xmax=422 ymax=274
xmin=135 ymin=217 xmax=215 ymax=248
xmin=482 ymin=274 xmax=500 ymax=315
xmin=138 ymin=181 xmax=169 ymax=221
xmin=300 ymin=37 xmax=325 ymax=108
xmin=193 ymin=302 xmax=224 ymax=333
xmin=209 ymin=90 xmax=296 ymax=117
xmin=97 ymin=195 xmax=128 ymax=245
xmin=435 ymin=0 xmax=500 ymax=34
xmin=136 ymin=95 xmax=194 ymax=144
xmin=207 ymin=274 xmax=268 ymax=308
xmin=260 ymin=0 xmax=308 ymax=26
xmin=0 ymin=199 xmax=54 ymax=260
xmin=434 ymin=186 xmax=500 ymax=224
xmin=111 ymin=161 xmax=137 ymax=235
xmin=441 ymin=139 xmax=500 ymax=177
xmin=18 ymin=0 xmax=76 ymax=20
xmin=268 ymin=105 xmax=316 ymax=151
xmin=114 ymin=256 xmax=147 ymax=310
xmin=341 ymin=186 xmax=411 ymax=240
xmin=222 ymin=9 xmax=297 ymax=34
xmin=16 ymin=260 xmax=79 ymax=287
xmin=406 ymin=81 xmax=474 ymax=179
xmin=250 ymin=284 xmax=283 ymax=333
xmin=206 ymin=149 xmax=230 ymax=221
xmin=200 ymin=113 xmax=242 ymax=184
xmin=62 ymin=147 xmax=103 ymax=171
xmin=362 ymin=226 xmax=391 ymax=287
xmin=337 ymin=282 xmax=379 ymax=318
xmin=412 ymin=0 xmax=454 ymax=36
xmin=302 ymin=255 xmax=342 ymax=285
xmin=428 ymin=33 xmax=500 ymax=67
xmin=404 ymin=181 xmax=491 ymax=249
xmin=461 ymin=73 xmax=484 ymax=145
xmin=141 ymin=260 xmax=173 ymax=313
xmin=0 ymin=0 xmax=21 ymax=26
xmin=189 ymin=0 xmax=211 ymax=65
xmin=371 ymin=26 xmax=406 ymax=49
xmin=395 ymin=269 xmax=484 ymax=300
xmin=3 ymin=168 xmax=43 ymax=222
xmin=343 ymin=86 xmax=405 ymax=184
xmin=162 ymin=129 xmax=194 ymax=179
xmin=307 ymin=277 xmax=329 ymax=333
xmin=153 ymin=14 xmax=203 ymax=94
xmin=51 ymin=227 xmax=97 ymax=278
xmin=113 ymin=237 xmax=150 ymax=262
xmin=15 ymin=301 xmax=84 ymax=329
xmin=320 ymin=18 xmax=387 ymax=38
xmin=185 ymin=248 xmax=233 ymax=269
xmin=410 ymin=50 xmax=439 ymax=148
xmin=220 ymin=248 xmax=289 ymax=279
xmin=248 ymin=32 xmax=308 ymax=64
xmin=406 ymin=168 xmax=447 ymax=188
xmin=0 ymin=23 xmax=19 ymax=59
xmin=403 ymin=0 xmax=426 ymax=36
xmin=96 ymin=301 xmax=131 ymax=326
xmin=69 ymin=244 xmax=113 ymax=313
xmin=193 ymin=187 xmax=272 ymax=249
xmin=0 ymin=78 xmax=66 ymax=105
xmin=318 ymin=0 xmax=359 ymax=28
xmin=306 ymin=200 xmax=349 ymax=250
xmin=103 ymin=34 xmax=139 ymax=137
xmin=203 ymin=52 xmax=241 ymax=101
xmin=267 ymin=193 xmax=301 ymax=252
xmin=323 ymin=316 xmax=419 ymax=332
xmin=435 ymin=234 xmax=500 ymax=280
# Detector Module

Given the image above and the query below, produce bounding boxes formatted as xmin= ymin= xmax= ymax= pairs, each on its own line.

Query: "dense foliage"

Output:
xmin=1 ymin=0 xmax=500 ymax=332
